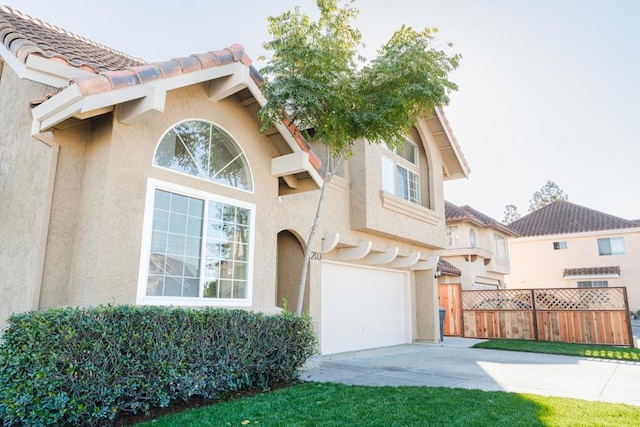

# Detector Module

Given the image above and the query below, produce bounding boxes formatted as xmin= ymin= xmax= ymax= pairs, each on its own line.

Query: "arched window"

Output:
xmin=153 ymin=120 xmax=253 ymax=191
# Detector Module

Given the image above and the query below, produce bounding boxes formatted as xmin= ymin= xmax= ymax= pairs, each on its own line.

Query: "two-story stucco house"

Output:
xmin=438 ymin=202 xmax=518 ymax=290
xmin=507 ymin=200 xmax=640 ymax=312
xmin=0 ymin=6 xmax=469 ymax=354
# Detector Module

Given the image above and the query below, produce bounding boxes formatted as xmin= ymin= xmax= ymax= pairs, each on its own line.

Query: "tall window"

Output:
xmin=141 ymin=119 xmax=254 ymax=306
xmin=494 ymin=234 xmax=507 ymax=260
xmin=382 ymin=140 xmax=421 ymax=205
xmin=597 ymin=237 xmax=625 ymax=256
xmin=446 ymin=226 xmax=459 ymax=247
xmin=154 ymin=120 xmax=252 ymax=191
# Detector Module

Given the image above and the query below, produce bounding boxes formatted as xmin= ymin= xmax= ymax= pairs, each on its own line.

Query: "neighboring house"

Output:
xmin=438 ymin=202 xmax=518 ymax=290
xmin=507 ymin=200 xmax=640 ymax=311
xmin=0 ymin=6 xmax=469 ymax=354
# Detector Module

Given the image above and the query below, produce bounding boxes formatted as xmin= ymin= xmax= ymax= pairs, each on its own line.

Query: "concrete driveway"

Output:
xmin=299 ymin=338 xmax=640 ymax=407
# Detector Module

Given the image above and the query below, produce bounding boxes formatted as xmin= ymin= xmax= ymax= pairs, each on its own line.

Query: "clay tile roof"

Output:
xmin=0 ymin=5 xmax=146 ymax=72
xmin=0 ymin=6 xmax=320 ymax=172
xmin=563 ymin=266 xmax=621 ymax=277
xmin=445 ymin=201 xmax=518 ymax=236
xmin=437 ymin=259 xmax=462 ymax=276
xmin=509 ymin=200 xmax=639 ymax=237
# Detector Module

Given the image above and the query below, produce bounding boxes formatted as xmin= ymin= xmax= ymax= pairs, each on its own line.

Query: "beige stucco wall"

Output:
xmin=37 ymin=82 xmax=283 ymax=312
xmin=0 ymin=66 xmax=57 ymax=332
xmin=507 ymin=229 xmax=640 ymax=311
xmin=1 ymin=64 xmax=453 ymax=348
xmin=275 ymin=120 xmax=449 ymax=345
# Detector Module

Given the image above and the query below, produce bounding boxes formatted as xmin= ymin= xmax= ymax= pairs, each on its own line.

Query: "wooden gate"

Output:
xmin=461 ymin=287 xmax=633 ymax=346
xmin=438 ymin=284 xmax=462 ymax=336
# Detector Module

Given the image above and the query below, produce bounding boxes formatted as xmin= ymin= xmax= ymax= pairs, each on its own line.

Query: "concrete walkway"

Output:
xmin=300 ymin=337 xmax=640 ymax=407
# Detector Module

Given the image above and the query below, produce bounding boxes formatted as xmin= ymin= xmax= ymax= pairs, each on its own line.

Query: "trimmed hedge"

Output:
xmin=0 ymin=305 xmax=316 ymax=426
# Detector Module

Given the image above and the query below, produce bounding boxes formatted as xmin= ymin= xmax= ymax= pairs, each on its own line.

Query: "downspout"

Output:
xmin=30 ymin=126 xmax=60 ymax=312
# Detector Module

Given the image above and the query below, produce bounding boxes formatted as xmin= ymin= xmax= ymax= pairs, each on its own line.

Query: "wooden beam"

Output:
xmin=390 ymin=252 xmax=421 ymax=268
xmin=322 ymin=232 xmax=341 ymax=253
xmin=337 ymin=240 xmax=372 ymax=261
xmin=367 ymin=247 xmax=399 ymax=265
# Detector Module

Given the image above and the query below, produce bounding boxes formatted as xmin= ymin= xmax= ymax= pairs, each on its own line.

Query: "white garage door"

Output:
xmin=321 ymin=262 xmax=411 ymax=354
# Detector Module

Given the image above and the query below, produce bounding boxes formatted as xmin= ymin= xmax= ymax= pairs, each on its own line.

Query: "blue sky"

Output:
xmin=8 ymin=0 xmax=640 ymax=221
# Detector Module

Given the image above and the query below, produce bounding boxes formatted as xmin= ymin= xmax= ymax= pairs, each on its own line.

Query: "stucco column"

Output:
xmin=414 ymin=269 xmax=439 ymax=343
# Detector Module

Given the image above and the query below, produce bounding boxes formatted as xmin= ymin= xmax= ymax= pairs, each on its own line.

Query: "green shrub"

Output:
xmin=0 ymin=305 xmax=316 ymax=426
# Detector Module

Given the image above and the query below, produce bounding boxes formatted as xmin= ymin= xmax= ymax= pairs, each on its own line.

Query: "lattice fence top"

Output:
xmin=462 ymin=290 xmax=533 ymax=310
xmin=533 ymin=288 xmax=626 ymax=311
xmin=462 ymin=288 xmax=627 ymax=311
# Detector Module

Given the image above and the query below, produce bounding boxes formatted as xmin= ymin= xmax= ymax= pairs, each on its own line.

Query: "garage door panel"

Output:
xmin=321 ymin=262 xmax=410 ymax=354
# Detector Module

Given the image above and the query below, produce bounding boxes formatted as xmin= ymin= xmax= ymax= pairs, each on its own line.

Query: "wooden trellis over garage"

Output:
xmin=459 ymin=287 xmax=633 ymax=347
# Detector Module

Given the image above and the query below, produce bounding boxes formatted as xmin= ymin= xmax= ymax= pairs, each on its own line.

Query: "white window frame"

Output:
xmin=446 ymin=226 xmax=459 ymax=247
xmin=494 ymin=233 xmax=508 ymax=260
xmin=597 ymin=237 xmax=625 ymax=256
xmin=553 ymin=241 xmax=567 ymax=250
xmin=152 ymin=119 xmax=254 ymax=194
xmin=381 ymin=140 xmax=421 ymax=205
xmin=137 ymin=178 xmax=255 ymax=307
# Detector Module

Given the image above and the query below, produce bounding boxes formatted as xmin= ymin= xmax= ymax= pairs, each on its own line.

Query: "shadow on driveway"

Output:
xmin=299 ymin=337 xmax=640 ymax=406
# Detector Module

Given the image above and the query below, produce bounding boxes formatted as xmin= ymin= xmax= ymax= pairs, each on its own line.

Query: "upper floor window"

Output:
xmin=469 ymin=229 xmax=477 ymax=248
xmin=577 ymin=280 xmax=608 ymax=288
xmin=154 ymin=120 xmax=253 ymax=191
xmin=382 ymin=140 xmax=421 ymax=205
xmin=494 ymin=234 xmax=507 ymax=260
xmin=553 ymin=241 xmax=567 ymax=250
xmin=446 ymin=226 xmax=459 ymax=247
xmin=597 ymin=237 xmax=625 ymax=256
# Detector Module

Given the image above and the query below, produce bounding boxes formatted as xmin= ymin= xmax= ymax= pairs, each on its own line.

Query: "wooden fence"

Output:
xmin=438 ymin=284 xmax=462 ymax=336
xmin=459 ymin=287 xmax=633 ymax=346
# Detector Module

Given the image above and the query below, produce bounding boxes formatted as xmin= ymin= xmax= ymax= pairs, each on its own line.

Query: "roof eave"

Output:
xmin=434 ymin=107 xmax=470 ymax=180
xmin=30 ymin=60 xmax=324 ymax=188
xmin=0 ymin=43 xmax=94 ymax=88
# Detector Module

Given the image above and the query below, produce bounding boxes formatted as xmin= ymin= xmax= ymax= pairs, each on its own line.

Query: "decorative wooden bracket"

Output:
xmin=337 ymin=240 xmax=372 ymax=261
xmin=411 ymin=255 xmax=440 ymax=271
xmin=390 ymin=251 xmax=421 ymax=268
xmin=367 ymin=247 xmax=400 ymax=265
xmin=321 ymin=232 xmax=341 ymax=253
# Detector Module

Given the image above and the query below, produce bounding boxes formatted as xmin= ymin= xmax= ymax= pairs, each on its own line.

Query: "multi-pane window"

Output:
xmin=597 ymin=237 xmax=625 ymax=256
xmin=381 ymin=140 xmax=421 ymax=205
xmin=145 ymin=188 xmax=252 ymax=302
xmin=553 ymin=241 xmax=567 ymax=250
xmin=154 ymin=120 xmax=252 ymax=191
xmin=577 ymin=281 xmax=609 ymax=288
xmin=494 ymin=234 xmax=507 ymax=260
xmin=142 ymin=119 xmax=254 ymax=306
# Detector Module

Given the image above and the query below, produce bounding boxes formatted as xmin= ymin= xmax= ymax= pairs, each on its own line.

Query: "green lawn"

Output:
xmin=136 ymin=382 xmax=640 ymax=426
xmin=472 ymin=339 xmax=640 ymax=361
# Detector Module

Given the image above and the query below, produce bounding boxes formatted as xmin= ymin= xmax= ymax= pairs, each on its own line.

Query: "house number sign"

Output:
xmin=310 ymin=251 xmax=323 ymax=261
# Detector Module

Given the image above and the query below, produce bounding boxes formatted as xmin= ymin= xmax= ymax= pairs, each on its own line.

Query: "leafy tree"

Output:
xmin=259 ymin=0 xmax=460 ymax=314
xmin=502 ymin=204 xmax=521 ymax=224
xmin=528 ymin=180 xmax=568 ymax=212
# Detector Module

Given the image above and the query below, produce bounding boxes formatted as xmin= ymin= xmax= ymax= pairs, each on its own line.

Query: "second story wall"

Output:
xmin=349 ymin=121 xmax=446 ymax=248
xmin=507 ymin=229 xmax=640 ymax=310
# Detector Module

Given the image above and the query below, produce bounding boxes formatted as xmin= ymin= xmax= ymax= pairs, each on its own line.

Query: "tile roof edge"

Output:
xmin=0 ymin=5 xmax=146 ymax=72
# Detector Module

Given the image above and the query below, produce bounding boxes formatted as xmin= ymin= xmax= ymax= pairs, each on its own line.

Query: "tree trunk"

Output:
xmin=295 ymin=150 xmax=344 ymax=315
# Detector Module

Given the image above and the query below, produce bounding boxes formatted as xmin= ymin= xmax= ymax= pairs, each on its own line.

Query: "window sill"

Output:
xmin=137 ymin=296 xmax=252 ymax=307
xmin=379 ymin=190 xmax=440 ymax=225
